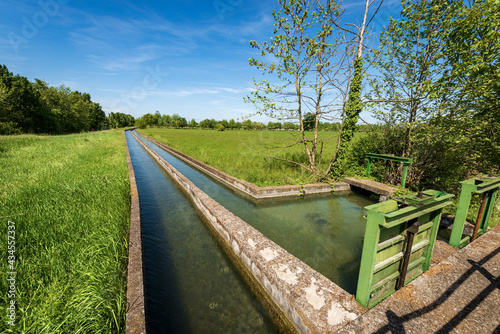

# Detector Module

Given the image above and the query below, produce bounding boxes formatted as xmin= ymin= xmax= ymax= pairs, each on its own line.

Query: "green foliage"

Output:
xmin=330 ymin=57 xmax=364 ymax=178
xmin=0 ymin=122 xmax=22 ymax=135
xmin=0 ymin=130 xmax=129 ymax=332
xmin=107 ymin=112 xmax=135 ymax=129
xmin=365 ymin=0 xmax=499 ymax=191
xmin=303 ymin=114 xmax=315 ymax=131
xmin=0 ymin=65 xmax=105 ymax=134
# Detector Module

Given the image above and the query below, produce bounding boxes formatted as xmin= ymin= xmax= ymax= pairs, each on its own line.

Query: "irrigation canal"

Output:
xmin=126 ymin=130 xmax=376 ymax=332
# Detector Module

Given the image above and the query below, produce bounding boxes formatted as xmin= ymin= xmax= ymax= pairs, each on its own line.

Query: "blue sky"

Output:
xmin=0 ymin=0 xmax=402 ymax=123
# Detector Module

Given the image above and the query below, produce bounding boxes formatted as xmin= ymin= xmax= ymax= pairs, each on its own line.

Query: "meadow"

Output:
xmin=0 ymin=130 xmax=130 ymax=333
xmin=138 ymin=128 xmax=344 ymax=187
xmin=138 ymin=127 xmax=499 ymax=228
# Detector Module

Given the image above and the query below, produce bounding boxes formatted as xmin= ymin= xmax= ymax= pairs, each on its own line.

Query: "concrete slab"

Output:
xmin=337 ymin=224 xmax=500 ymax=334
xmin=343 ymin=177 xmax=396 ymax=200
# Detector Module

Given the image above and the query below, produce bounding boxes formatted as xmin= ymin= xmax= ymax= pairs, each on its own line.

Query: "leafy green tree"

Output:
xmin=189 ymin=119 xmax=198 ymax=128
xmin=242 ymin=119 xmax=253 ymax=130
xmin=1 ymin=65 xmax=106 ymax=134
xmin=162 ymin=114 xmax=172 ymax=127
xmin=199 ymin=118 xmax=215 ymax=129
xmin=303 ymin=114 xmax=315 ymax=131
xmin=368 ymin=0 xmax=500 ymax=187
xmin=0 ymin=65 xmax=43 ymax=133
xmin=245 ymin=0 xmax=378 ymax=178
xmin=176 ymin=117 xmax=187 ymax=128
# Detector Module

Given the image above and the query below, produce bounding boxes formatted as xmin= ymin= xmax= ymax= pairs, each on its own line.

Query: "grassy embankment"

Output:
xmin=0 ymin=130 xmax=130 ymax=333
xmin=139 ymin=127 xmax=499 ymax=228
xmin=139 ymin=128 xmax=345 ymax=187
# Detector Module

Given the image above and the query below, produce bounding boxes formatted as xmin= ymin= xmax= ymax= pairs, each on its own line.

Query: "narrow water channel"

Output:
xmin=133 ymin=131 xmax=376 ymax=294
xmin=126 ymin=131 xmax=279 ymax=333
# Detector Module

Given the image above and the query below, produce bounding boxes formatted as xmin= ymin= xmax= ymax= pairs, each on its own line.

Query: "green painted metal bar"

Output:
xmin=449 ymin=175 xmax=500 ymax=248
xmin=365 ymin=153 xmax=413 ymax=188
xmin=356 ymin=190 xmax=454 ymax=308
xmin=366 ymin=157 xmax=372 ymax=178
xmin=366 ymin=153 xmax=413 ymax=164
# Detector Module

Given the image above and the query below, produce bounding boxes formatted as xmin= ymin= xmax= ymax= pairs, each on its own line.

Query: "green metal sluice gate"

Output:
xmin=449 ymin=175 xmax=500 ymax=249
xmin=356 ymin=190 xmax=454 ymax=308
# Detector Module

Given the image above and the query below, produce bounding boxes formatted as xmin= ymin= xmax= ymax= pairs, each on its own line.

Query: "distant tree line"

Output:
xmin=107 ymin=112 xmax=135 ymax=129
xmin=135 ymin=111 xmax=346 ymax=132
xmin=0 ymin=65 xmax=111 ymax=135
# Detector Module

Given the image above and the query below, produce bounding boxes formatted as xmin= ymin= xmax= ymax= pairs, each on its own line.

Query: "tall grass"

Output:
xmin=139 ymin=128 xmax=343 ymax=186
xmin=0 ymin=131 xmax=130 ymax=333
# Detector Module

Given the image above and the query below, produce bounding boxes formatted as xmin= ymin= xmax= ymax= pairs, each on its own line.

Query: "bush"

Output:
xmin=0 ymin=122 xmax=22 ymax=135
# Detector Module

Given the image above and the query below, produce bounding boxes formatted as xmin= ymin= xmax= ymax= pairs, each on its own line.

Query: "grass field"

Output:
xmin=0 ymin=130 xmax=130 ymax=333
xmin=138 ymin=127 xmax=500 ymax=228
xmin=138 ymin=128 xmax=343 ymax=187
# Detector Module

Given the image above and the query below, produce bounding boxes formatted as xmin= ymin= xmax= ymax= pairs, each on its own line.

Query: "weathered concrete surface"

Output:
xmin=343 ymin=177 xmax=395 ymax=200
xmin=124 ymin=131 xmax=146 ymax=334
xmin=136 ymin=131 xmax=350 ymax=200
xmin=131 ymin=131 xmax=367 ymax=333
xmin=337 ymin=224 xmax=500 ymax=334
xmin=431 ymin=240 xmax=459 ymax=266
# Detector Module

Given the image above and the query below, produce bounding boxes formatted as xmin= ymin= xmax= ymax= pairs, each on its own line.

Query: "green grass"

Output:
xmin=139 ymin=128 xmax=343 ymax=187
xmin=0 ymin=130 xmax=130 ymax=333
xmin=139 ymin=127 xmax=500 ymax=228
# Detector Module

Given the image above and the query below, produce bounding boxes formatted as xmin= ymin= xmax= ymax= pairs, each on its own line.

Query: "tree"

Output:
xmin=189 ymin=119 xmax=198 ymax=128
xmin=0 ymin=65 xmax=43 ymax=133
xmin=108 ymin=112 xmax=135 ymax=128
xmin=1 ymin=65 xmax=107 ymax=134
xmin=199 ymin=118 xmax=215 ymax=129
xmin=303 ymin=114 xmax=315 ymax=131
xmin=368 ymin=0 xmax=500 ymax=187
xmin=245 ymin=0 xmax=380 ymax=178
xmin=162 ymin=114 xmax=172 ymax=127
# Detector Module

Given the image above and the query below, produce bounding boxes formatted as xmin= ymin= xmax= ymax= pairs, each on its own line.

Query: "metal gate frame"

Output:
xmin=356 ymin=190 xmax=454 ymax=308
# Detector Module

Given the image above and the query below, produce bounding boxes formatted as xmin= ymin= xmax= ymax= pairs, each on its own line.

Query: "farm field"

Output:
xmin=138 ymin=128 xmax=348 ymax=187
xmin=0 ymin=130 xmax=130 ymax=333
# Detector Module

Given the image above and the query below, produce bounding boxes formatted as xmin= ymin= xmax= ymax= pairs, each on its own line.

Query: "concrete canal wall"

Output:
xmin=124 ymin=131 xmax=146 ymax=334
xmin=136 ymin=131 xmax=350 ymax=200
xmin=130 ymin=131 xmax=367 ymax=333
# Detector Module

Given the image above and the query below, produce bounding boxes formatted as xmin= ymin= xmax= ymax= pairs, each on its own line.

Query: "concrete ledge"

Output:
xmin=136 ymin=131 xmax=350 ymax=200
xmin=130 ymin=131 xmax=366 ymax=333
xmin=343 ymin=177 xmax=395 ymax=200
xmin=124 ymin=131 xmax=146 ymax=333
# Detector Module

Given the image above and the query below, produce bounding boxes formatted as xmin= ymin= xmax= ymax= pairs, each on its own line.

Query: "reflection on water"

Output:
xmin=126 ymin=131 xmax=278 ymax=333
xmin=135 ymin=131 xmax=376 ymax=294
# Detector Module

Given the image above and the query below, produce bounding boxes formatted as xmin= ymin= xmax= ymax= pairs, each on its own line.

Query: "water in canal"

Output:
xmin=133 ymin=131 xmax=376 ymax=294
xmin=126 ymin=131 xmax=279 ymax=333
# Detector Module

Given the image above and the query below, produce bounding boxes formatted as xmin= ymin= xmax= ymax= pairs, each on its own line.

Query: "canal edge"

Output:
xmin=124 ymin=129 xmax=147 ymax=334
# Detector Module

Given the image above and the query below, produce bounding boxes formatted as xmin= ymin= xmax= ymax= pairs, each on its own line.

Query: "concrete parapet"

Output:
xmin=136 ymin=131 xmax=350 ymax=201
xmin=343 ymin=177 xmax=395 ymax=201
xmin=124 ymin=131 xmax=146 ymax=334
xmin=130 ymin=131 xmax=367 ymax=333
